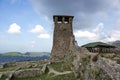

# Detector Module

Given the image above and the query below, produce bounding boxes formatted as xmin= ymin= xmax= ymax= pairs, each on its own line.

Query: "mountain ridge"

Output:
xmin=0 ymin=52 xmax=50 ymax=57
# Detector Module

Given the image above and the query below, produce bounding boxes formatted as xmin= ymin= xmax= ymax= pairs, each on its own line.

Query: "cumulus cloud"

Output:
xmin=7 ymin=23 xmax=21 ymax=34
xmin=93 ymin=23 xmax=104 ymax=32
xmin=102 ymin=30 xmax=120 ymax=42
xmin=74 ymin=22 xmax=106 ymax=41
xmin=30 ymin=0 xmax=120 ymax=30
xmin=74 ymin=30 xmax=99 ymax=40
xmin=29 ymin=25 xmax=50 ymax=39
xmin=29 ymin=25 xmax=46 ymax=34
xmin=38 ymin=34 xmax=50 ymax=39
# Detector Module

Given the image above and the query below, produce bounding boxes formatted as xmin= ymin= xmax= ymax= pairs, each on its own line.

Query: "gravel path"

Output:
xmin=48 ymin=66 xmax=72 ymax=76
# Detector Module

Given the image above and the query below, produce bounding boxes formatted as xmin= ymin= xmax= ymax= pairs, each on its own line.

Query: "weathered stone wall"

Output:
xmin=3 ymin=60 xmax=47 ymax=68
xmin=3 ymin=61 xmax=32 ymax=68
xmin=13 ymin=68 xmax=42 ymax=78
xmin=0 ymin=61 xmax=49 ymax=79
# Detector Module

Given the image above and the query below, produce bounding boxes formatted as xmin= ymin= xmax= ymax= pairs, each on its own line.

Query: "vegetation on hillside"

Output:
xmin=1 ymin=52 xmax=50 ymax=57
xmin=2 ymin=52 xmax=22 ymax=56
xmin=12 ymin=73 xmax=76 ymax=80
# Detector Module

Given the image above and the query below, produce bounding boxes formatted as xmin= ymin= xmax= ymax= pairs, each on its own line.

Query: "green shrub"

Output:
xmin=117 ymin=60 xmax=120 ymax=64
xmin=92 ymin=55 xmax=98 ymax=62
xmin=0 ymin=75 xmax=8 ymax=80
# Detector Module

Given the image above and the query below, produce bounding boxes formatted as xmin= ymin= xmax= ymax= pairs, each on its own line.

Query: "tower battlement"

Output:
xmin=53 ymin=15 xmax=74 ymax=24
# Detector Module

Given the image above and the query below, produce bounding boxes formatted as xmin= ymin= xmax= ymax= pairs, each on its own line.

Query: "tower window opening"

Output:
xmin=58 ymin=21 xmax=62 ymax=23
xmin=64 ymin=21 xmax=68 ymax=24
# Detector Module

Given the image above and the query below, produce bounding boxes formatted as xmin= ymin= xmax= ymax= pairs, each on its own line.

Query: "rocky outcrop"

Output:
xmin=68 ymin=45 xmax=120 ymax=80
xmin=96 ymin=57 xmax=120 ymax=80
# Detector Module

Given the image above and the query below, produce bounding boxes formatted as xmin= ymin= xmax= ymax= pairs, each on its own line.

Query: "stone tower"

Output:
xmin=51 ymin=15 xmax=75 ymax=60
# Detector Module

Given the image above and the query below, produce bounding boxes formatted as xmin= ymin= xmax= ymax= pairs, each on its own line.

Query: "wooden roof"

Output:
xmin=82 ymin=42 xmax=115 ymax=48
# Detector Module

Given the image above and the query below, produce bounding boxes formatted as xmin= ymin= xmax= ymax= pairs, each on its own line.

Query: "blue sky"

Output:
xmin=0 ymin=0 xmax=120 ymax=52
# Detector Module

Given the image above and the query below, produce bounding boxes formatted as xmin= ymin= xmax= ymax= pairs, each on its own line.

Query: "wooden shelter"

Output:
xmin=82 ymin=42 xmax=115 ymax=53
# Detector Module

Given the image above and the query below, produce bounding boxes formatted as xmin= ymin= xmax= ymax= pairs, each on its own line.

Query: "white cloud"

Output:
xmin=38 ymin=33 xmax=50 ymax=39
xmin=29 ymin=25 xmax=50 ymax=39
xmin=7 ymin=23 xmax=21 ymax=34
xmin=74 ymin=22 xmax=106 ymax=41
xmin=74 ymin=30 xmax=98 ymax=40
xmin=102 ymin=30 xmax=120 ymax=42
xmin=103 ymin=37 xmax=116 ymax=42
xmin=93 ymin=23 xmax=104 ymax=32
xmin=29 ymin=25 xmax=46 ymax=34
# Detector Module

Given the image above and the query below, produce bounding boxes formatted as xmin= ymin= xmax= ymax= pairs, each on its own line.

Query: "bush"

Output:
xmin=117 ymin=60 xmax=120 ymax=64
xmin=0 ymin=75 xmax=8 ymax=80
xmin=92 ymin=55 xmax=98 ymax=62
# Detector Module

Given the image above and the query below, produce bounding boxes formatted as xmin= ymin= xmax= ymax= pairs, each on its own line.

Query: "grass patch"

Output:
xmin=3 ymin=52 xmax=22 ymax=56
xmin=50 ymin=62 xmax=71 ymax=72
xmin=0 ymin=75 xmax=8 ymax=80
xmin=12 ymin=73 xmax=76 ymax=80
xmin=12 ymin=76 xmax=41 ymax=80
xmin=47 ymin=73 xmax=76 ymax=80
xmin=0 ymin=66 xmax=17 ymax=72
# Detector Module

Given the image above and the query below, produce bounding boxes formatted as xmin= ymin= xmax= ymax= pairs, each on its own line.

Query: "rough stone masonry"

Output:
xmin=51 ymin=15 xmax=76 ymax=60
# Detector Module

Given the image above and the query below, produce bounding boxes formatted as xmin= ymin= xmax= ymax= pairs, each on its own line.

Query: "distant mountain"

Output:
xmin=2 ymin=52 xmax=23 ymax=56
xmin=0 ymin=55 xmax=50 ymax=63
xmin=24 ymin=52 xmax=50 ymax=57
xmin=109 ymin=40 xmax=120 ymax=53
xmin=1 ymin=52 xmax=50 ymax=57
xmin=109 ymin=40 xmax=120 ymax=44
xmin=0 ymin=52 xmax=50 ymax=63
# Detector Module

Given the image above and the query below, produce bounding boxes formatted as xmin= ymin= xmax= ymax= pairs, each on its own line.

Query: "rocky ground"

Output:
xmin=0 ymin=46 xmax=120 ymax=80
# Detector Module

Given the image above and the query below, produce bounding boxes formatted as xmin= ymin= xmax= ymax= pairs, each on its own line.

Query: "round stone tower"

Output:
xmin=51 ymin=15 xmax=75 ymax=60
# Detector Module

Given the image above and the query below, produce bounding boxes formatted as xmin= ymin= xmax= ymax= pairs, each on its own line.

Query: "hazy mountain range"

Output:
xmin=0 ymin=52 xmax=50 ymax=64
xmin=0 ymin=52 xmax=50 ymax=57
xmin=109 ymin=40 xmax=120 ymax=44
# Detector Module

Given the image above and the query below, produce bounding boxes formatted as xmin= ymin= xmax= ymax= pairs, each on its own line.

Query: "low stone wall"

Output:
xmin=3 ymin=61 xmax=34 ymax=68
xmin=0 ymin=71 xmax=13 ymax=77
xmin=13 ymin=68 xmax=42 ymax=78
